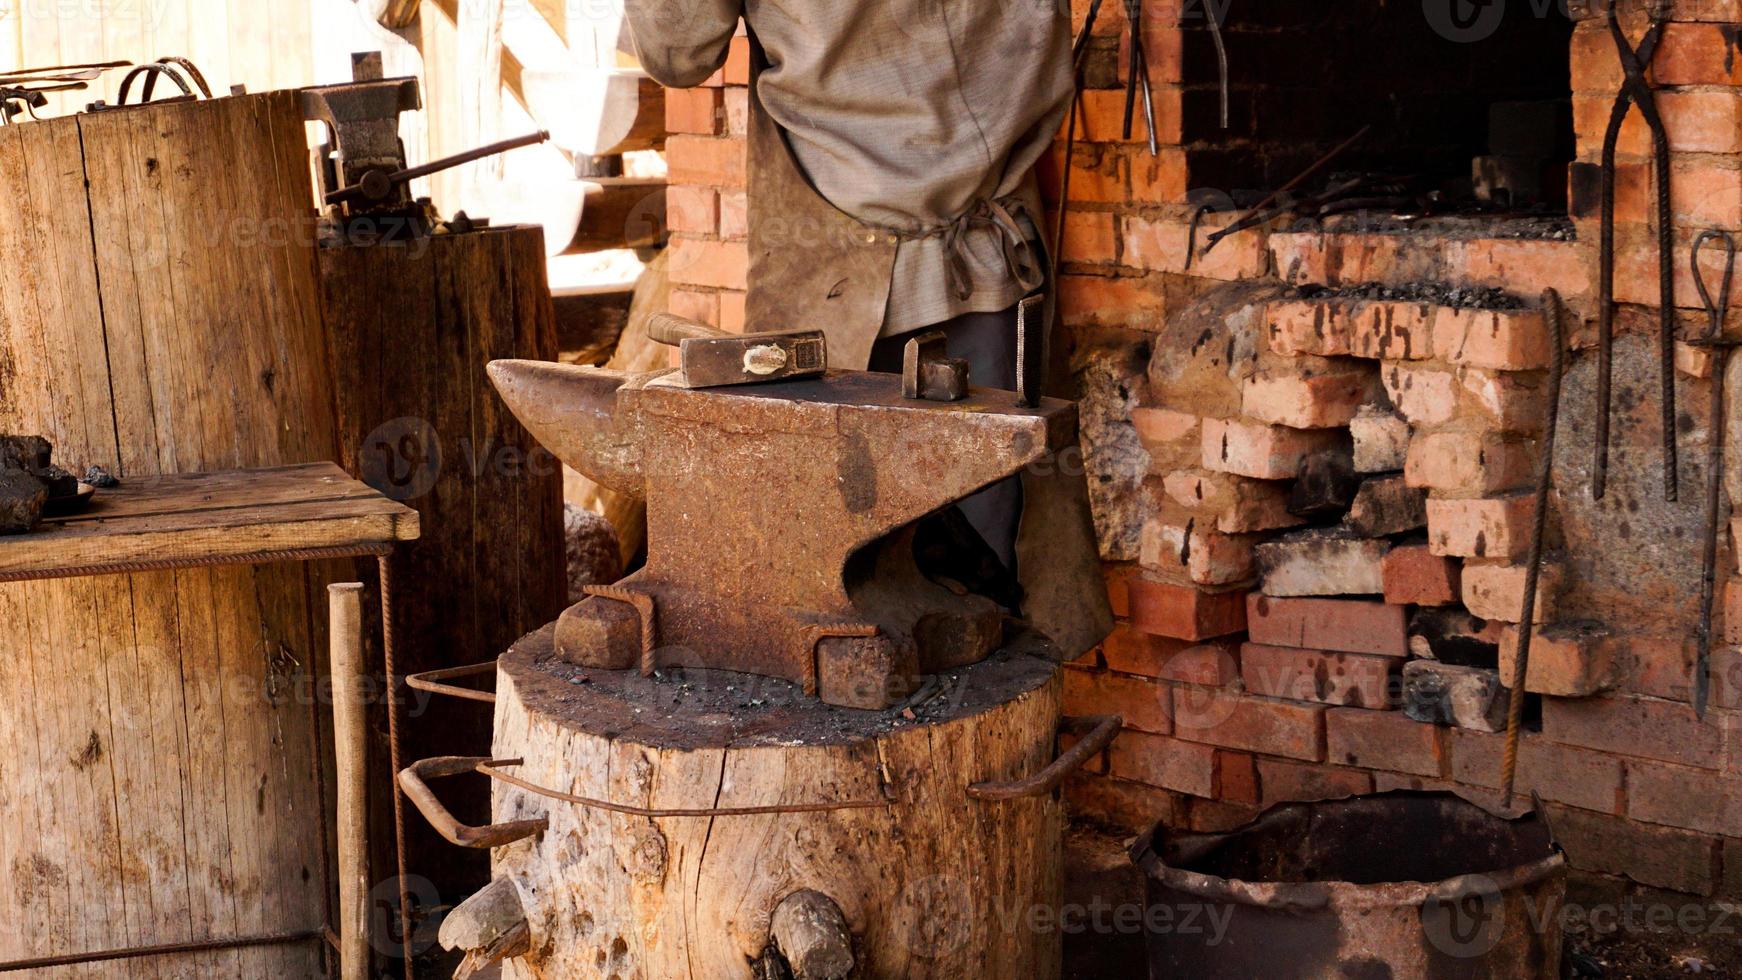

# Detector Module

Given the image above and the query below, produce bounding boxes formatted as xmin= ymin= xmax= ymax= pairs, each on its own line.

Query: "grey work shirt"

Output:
xmin=625 ymin=0 xmax=1073 ymax=335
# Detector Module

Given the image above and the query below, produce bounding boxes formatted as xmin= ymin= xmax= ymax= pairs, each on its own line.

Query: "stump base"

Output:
xmin=487 ymin=622 xmax=1066 ymax=979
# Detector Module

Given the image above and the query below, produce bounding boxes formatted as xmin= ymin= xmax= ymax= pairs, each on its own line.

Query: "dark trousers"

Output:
xmin=867 ymin=305 xmax=1024 ymax=571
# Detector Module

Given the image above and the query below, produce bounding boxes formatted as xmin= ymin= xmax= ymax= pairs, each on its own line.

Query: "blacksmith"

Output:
xmin=624 ymin=0 xmax=1111 ymax=656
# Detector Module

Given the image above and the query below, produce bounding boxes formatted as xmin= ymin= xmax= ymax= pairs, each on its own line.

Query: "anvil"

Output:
xmin=487 ymin=361 xmax=1079 ymax=708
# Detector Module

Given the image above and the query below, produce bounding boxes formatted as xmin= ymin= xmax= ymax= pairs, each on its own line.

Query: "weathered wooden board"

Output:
xmin=0 ymin=463 xmax=418 ymax=579
xmin=0 ymin=94 xmax=338 ymax=977
xmin=319 ymin=225 xmax=565 ymax=917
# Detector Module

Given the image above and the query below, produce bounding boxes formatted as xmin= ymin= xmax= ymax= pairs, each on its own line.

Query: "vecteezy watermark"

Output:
xmin=894 ymin=876 xmax=1237 ymax=956
xmin=361 ymin=416 xmax=443 ymax=501
xmin=1421 ymin=883 xmax=1742 ymax=960
xmin=1422 ymin=874 xmax=1509 ymax=959
xmin=371 ymin=873 xmax=445 ymax=958
xmin=1420 ymin=0 xmax=1594 ymax=43
xmin=357 ymin=417 xmax=566 ymax=502
xmin=10 ymin=0 xmax=172 ymax=28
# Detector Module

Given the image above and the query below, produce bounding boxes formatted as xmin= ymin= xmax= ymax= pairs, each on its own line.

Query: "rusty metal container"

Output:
xmin=1130 ymin=792 xmax=1566 ymax=979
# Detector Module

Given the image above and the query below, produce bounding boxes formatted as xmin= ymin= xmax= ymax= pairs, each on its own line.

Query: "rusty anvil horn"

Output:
xmin=485 ymin=359 xmax=649 ymax=498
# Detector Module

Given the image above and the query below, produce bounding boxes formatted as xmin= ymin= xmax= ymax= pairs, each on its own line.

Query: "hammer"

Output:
xmin=648 ymin=313 xmax=828 ymax=388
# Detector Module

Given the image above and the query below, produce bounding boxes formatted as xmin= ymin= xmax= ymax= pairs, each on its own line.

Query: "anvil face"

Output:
xmin=487 ymin=361 xmax=1079 ymax=707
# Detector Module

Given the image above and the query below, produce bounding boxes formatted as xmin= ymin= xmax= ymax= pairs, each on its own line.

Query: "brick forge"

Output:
xmin=1053 ymin=0 xmax=1742 ymax=907
xmin=653 ymin=4 xmax=1742 ymax=903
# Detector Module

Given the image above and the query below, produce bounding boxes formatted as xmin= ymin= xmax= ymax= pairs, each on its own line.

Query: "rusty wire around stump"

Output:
xmin=0 ymin=929 xmax=327 ymax=973
xmin=477 ymin=759 xmax=895 ymax=817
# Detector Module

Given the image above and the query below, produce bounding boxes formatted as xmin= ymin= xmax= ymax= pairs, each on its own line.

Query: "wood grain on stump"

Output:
xmin=486 ymin=624 xmax=1065 ymax=979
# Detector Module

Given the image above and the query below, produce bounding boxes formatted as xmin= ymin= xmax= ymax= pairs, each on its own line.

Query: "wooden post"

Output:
xmin=320 ymin=226 xmax=566 ymax=906
xmin=330 ymin=582 xmax=371 ymax=980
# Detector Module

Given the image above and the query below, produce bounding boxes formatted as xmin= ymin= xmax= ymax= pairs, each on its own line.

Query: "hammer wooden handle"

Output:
xmin=648 ymin=312 xmax=728 ymax=347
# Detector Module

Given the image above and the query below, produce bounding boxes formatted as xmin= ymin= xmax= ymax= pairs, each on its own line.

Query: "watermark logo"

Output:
xmin=1421 ymin=873 xmax=1507 ymax=959
xmin=1422 ymin=0 xmax=1510 ymax=43
xmin=1170 ymin=677 xmax=1242 ymax=735
xmin=360 ymin=416 xmax=442 ymax=501
xmin=371 ymin=874 xmax=445 ymax=957
xmin=898 ymin=874 xmax=975 ymax=957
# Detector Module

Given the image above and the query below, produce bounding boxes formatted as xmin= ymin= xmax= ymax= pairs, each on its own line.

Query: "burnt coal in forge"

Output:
xmin=1182 ymin=0 xmax=1575 ymax=216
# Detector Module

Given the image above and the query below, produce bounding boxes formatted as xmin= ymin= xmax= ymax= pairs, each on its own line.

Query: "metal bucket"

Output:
xmin=1129 ymin=791 xmax=1566 ymax=979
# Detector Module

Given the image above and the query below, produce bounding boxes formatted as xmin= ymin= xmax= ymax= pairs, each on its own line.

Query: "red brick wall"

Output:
xmin=1055 ymin=0 xmax=1742 ymax=906
xmin=663 ymin=32 xmax=752 ymax=334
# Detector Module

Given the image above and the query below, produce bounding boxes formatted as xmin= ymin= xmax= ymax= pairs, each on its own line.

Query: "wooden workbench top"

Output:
xmin=0 ymin=462 xmax=420 ymax=582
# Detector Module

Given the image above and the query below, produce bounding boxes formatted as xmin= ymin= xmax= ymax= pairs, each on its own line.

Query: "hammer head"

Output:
xmin=676 ymin=330 xmax=827 ymax=388
xmin=647 ymin=312 xmax=827 ymax=388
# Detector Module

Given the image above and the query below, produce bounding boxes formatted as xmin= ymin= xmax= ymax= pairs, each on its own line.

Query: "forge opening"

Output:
xmin=1181 ymin=0 xmax=1575 ymax=219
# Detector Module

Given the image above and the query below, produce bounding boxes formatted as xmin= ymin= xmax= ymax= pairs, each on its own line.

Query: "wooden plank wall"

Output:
xmin=0 ymin=93 xmax=335 ymax=977
xmin=0 ymin=0 xmax=314 ymax=116
xmin=319 ymin=226 xmax=566 ymax=900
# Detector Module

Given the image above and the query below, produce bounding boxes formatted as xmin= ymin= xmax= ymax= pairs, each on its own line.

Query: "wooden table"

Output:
xmin=0 ymin=463 xmax=418 ymax=976
xmin=0 ymin=462 xmax=418 ymax=581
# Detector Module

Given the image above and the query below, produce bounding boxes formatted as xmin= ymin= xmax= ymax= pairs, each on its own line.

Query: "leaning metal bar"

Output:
xmin=1502 ymin=290 xmax=1567 ymax=807
xmin=1689 ymin=231 xmax=1736 ymax=718
xmin=378 ymin=554 xmax=415 ymax=980
xmin=478 ymin=759 xmax=894 ymax=816
xmin=0 ymin=930 xmax=323 ymax=973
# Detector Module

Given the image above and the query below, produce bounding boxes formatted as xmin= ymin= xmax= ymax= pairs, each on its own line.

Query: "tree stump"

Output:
xmin=482 ymin=624 xmax=1066 ymax=979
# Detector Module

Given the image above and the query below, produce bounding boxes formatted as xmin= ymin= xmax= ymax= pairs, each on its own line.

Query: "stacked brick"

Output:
xmin=1073 ymin=277 xmax=1742 ymax=899
xmin=1055 ymin=0 xmax=1742 ymax=904
xmin=662 ymin=32 xmax=753 ymax=334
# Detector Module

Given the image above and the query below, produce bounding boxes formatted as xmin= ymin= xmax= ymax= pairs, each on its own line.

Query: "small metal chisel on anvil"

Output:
xmin=487 ymin=359 xmax=1079 ymax=708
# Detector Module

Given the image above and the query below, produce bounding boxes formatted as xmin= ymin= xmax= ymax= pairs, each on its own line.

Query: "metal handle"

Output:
xmin=406 ymin=659 xmax=498 ymax=704
xmin=398 ymin=757 xmax=548 ymax=848
xmin=966 ymin=714 xmax=1122 ymax=801
xmin=648 ymin=312 xmax=727 ymax=347
xmin=324 ymin=130 xmax=550 ymax=205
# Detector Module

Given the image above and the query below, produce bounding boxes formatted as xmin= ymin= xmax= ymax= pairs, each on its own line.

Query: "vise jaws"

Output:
xmin=488 ymin=360 xmax=1081 ymax=708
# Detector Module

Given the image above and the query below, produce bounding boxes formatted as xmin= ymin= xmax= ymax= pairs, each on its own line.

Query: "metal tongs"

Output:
xmin=1120 ymin=0 xmax=1159 ymax=156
